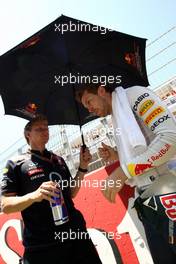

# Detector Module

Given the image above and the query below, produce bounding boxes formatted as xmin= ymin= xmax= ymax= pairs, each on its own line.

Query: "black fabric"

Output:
xmin=142 ymin=217 xmax=176 ymax=264
xmin=133 ymin=193 xmax=176 ymax=263
xmin=23 ymin=238 xmax=102 ymax=264
xmin=1 ymin=150 xmax=87 ymax=251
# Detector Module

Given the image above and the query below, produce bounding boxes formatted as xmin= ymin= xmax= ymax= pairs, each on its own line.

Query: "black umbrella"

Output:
xmin=0 ymin=14 xmax=149 ymax=126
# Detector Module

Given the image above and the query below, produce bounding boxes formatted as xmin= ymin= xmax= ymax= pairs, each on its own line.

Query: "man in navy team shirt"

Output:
xmin=1 ymin=114 xmax=102 ymax=264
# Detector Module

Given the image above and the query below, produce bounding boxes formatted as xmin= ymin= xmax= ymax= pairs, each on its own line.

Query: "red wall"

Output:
xmin=73 ymin=162 xmax=139 ymax=263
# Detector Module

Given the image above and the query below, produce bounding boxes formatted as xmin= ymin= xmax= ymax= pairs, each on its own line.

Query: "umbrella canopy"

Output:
xmin=0 ymin=15 xmax=149 ymax=125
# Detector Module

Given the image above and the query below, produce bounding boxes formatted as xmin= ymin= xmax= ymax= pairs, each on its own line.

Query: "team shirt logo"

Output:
xmin=160 ymin=194 xmax=176 ymax=221
xmin=139 ymin=100 xmax=154 ymax=116
xmin=28 ymin=168 xmax=44 ymax=176
xmin=144 ymin=106 xmax=165 ymax=125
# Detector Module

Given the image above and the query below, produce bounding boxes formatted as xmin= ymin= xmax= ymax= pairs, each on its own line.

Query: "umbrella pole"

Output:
xmin=81 ymin=133 xmax=86 ymax=151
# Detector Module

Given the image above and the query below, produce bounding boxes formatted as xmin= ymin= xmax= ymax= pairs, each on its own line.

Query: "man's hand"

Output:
xmin=98 ymin=142 xmax=118 ymax=163
xmin=79 ymin=145 xmax=92 ymax=170
xmin=31 ymin=181 xmax=59 ymax=203
xmin=102 ymin=167 xmax=128 ymax=203
xmin=71 ymin=146 xmax=92 ymax=198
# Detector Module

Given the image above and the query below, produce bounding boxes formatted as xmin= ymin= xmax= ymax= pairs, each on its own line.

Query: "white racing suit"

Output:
xmin=113 ymin=86 xmax=176 ymax=264
xmin=118 ymin=85 xmax=176 ymax=198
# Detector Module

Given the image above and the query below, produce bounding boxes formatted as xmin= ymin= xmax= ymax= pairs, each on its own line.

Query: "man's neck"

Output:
xmin=106 ymin=93 xmax=113 ymax=114
xmin=30 ymin=144 xmax=46 ymax=155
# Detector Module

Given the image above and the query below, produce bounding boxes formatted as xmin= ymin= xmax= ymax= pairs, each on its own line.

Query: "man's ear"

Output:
xmin=97 ymin=85 xmax=106 ymax=97
xmin=25 ymin=131 xmax=30 ymax=141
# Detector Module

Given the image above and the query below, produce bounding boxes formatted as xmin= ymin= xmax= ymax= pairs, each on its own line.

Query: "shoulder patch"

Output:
xmin=2 ymin=168 xmax=8 ymax=174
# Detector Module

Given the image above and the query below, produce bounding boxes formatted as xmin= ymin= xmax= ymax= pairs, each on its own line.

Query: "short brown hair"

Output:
xmin=24 ymin=114 xmax=48 ymax=144
xmin=75 ymin=83 xmax=101 ymax=103
xmin=75 ymin=82 xmax=115 ymax=103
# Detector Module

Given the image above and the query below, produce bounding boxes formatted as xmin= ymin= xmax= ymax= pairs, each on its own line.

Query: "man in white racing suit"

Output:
xmin=76 ymin=84 xmax=176 ymax=264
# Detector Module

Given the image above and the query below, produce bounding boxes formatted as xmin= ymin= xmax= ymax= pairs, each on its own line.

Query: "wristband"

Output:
xmin=78 ymin=167 xmax=88 ymax=173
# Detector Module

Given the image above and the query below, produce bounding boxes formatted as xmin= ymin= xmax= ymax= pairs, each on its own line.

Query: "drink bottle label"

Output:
xmin=49 ymin=172 xmax=69 ymax=225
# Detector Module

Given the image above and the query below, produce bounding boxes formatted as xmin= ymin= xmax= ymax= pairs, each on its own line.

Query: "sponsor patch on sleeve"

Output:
xmin=144 ymin=106 xmax=165 ymax=125
xmin=147 ymin=144 xmax=171 ymax=164
xmin=133 ymin=93 xmax=150 ymax=111
xmin=151 ymin=114 xmax=171 ymax=131
xmin=139 ymin=100 xmax=155 ymax=116
xmin=127 ymin=163 xmax=154 ymax=176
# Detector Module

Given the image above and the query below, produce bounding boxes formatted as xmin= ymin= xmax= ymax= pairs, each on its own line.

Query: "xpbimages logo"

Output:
xmin=54 ymin=73 xmax=122 ymax=86
xmin=54 ymin=21 xmax=113 ymax=35
xmin=57 ymin=178 xmax=122 ymax=191
xmin=54 ymin=229 xmax=121 ymax=242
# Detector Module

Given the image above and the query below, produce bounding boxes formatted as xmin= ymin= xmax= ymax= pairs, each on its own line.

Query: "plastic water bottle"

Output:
xmin=49 ymin=172 xmax=69 ymax=225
